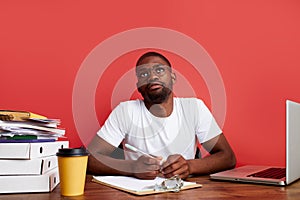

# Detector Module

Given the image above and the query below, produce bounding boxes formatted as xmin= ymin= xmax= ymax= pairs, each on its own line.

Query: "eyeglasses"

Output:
xmin=136 ymin=64 xmax=171 ymax=80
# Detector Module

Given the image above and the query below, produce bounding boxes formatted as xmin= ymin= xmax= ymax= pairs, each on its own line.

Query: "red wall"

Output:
xmin=1 ymin=0 xmax=300 ymax=167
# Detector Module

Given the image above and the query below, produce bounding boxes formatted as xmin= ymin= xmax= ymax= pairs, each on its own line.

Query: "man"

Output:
xmin=87 ymin=51 xmax=236 ymax=180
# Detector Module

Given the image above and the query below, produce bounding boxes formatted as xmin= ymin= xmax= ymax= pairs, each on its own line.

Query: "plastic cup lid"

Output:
xmin=56 ymin=147 xmax=89 ymax=157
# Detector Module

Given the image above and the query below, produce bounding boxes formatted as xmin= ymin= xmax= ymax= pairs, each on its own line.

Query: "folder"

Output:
xmin=0 ymin=155 xmax=58 ymax=175
xmin=0 ymin=110 xmax=47 ymax=121
xmin=0 ymin=120 xmax=65 ymax=135
xmin=0 ymin=141 xmax=69 ymax=159
xmin=0 ymin=167 xmax=59 ymax=193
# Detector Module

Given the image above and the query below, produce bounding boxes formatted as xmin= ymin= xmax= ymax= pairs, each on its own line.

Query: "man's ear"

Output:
xmin=171 ymin=73 xmax=176 ymax=84
xmin=136 ymin=82 xmax=142 ymax=93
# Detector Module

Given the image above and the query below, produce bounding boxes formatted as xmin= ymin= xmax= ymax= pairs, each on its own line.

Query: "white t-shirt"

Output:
xmin=97 ymin=98 xmax=222 ymax=160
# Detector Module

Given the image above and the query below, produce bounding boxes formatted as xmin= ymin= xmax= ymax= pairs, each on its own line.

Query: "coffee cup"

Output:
xmin=56 ymin=147 xmax=89 ymax=196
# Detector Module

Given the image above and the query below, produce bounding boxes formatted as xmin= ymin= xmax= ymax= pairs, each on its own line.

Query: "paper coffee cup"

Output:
xmin=57 ymin=147 xmax=89 ymax=196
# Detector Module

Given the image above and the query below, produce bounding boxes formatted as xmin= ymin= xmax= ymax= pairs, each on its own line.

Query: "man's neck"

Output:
xmin=144 ymin=94 xmax=174 ymax=117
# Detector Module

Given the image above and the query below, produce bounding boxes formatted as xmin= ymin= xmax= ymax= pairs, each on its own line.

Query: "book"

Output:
xmin=0 ymin=167 xmax=59 ymax=193
xmin=0 ymin=155 xmax=57 ymax=175
xmin=0 ymin=138 xmax=57 ymax=143
xmin=92 ymin=176 xmax=202 ymax=195
xmin=0 ymin=140 xmax=69 ymax=159
xmin=0 ymin=135 xmax=59 ymax=140
xmin=0 ymin=110 xmax=47 ymax=121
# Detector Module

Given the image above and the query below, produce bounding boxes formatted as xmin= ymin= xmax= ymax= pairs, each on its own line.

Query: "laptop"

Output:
xmin=210 ymin=100 xmax=300 ymax=186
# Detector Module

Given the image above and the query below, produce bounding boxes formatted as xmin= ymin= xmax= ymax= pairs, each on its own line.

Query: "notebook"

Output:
xmin=210 ymin=99 xmax=300 ymax=186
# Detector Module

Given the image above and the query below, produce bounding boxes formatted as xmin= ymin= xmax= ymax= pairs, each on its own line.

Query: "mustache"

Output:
xmin=146 ymin=81 xmax=165 ymax=89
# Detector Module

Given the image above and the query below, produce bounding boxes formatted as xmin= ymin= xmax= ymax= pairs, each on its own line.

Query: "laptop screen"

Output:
xmin=286 ymin=100 xmax=300 ymax=184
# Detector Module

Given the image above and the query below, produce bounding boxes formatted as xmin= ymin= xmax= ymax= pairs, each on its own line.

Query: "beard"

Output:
xmin=138 ymin=83 xmax=173 ymax=104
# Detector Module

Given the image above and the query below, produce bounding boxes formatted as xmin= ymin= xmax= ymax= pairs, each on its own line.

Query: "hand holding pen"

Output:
xmin=125 ymin=144 xmax=163 ymax=180
xmin=125 ymin=144 xmax=190 ymax=180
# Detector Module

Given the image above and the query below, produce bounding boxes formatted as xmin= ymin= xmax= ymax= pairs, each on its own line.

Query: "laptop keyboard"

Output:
xmin=247 ymin=167 xmax=286 ymax=179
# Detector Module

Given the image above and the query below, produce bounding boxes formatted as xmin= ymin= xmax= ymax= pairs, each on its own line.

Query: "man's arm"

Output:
xmin=161 ymin=133 xmax=236 ymax=179
xmin=188 ymin=133 xmax=236 ymax=174
xmin=87 ymin=135 xmax=162 ymax=179
xmin=87 ymin=135 xmax=132 ymax=176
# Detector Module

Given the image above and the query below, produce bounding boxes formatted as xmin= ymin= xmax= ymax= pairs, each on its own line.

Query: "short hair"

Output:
xmin=136 ymin=51 xmax=172 ymax=67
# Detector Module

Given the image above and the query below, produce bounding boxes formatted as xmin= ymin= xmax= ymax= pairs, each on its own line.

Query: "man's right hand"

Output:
xmin=132 ymin=155 xmax=162 ymax=179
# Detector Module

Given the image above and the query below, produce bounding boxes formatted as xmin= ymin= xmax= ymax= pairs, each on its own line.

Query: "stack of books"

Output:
xmin=0 ymin=110 xmax=69 ymax=193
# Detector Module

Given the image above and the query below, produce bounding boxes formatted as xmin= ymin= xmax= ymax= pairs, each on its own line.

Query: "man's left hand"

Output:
xmin=160 ymin=154 xmax=190 ymax=179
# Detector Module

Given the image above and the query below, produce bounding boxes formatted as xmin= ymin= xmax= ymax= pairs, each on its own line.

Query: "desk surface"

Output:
xmin=1 ymin=175 xmax=300 ymax=200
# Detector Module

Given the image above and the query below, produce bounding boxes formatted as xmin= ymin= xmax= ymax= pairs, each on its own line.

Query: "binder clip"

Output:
xmin=154 ymin=175 xmax=184 ymax=192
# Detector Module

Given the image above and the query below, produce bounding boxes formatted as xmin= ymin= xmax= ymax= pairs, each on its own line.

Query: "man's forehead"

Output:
xmin=136 ymin=63 xmax=167 ymax=70
xmin=137 ymin=56 xmax=169 ymax=66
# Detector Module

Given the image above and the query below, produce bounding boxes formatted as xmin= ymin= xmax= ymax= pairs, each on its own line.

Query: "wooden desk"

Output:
xmin=1 ymin=175 xmax=300 ymax=200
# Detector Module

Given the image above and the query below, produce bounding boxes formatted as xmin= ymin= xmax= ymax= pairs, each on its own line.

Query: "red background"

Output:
xmin=1 ymin=0 xmax=300 ymax=167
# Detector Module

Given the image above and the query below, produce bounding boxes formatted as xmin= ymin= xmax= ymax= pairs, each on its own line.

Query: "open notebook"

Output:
xmin=92 ymin=175 xmax=202 ymax=195
xmin=210 ymin=100 xmax=300 ymax=186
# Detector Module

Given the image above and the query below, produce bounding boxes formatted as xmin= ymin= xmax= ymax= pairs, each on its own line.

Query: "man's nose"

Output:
xmin=148 ymin=70 xmax=159 ymax=81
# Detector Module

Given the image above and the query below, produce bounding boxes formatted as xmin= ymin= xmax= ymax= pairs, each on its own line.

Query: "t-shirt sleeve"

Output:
xmin=194 ymin=99 xmax=222 ymax=143
xmin=96 ymin=103 xmax=127 ymax=147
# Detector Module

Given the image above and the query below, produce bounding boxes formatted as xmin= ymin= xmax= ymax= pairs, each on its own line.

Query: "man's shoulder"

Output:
xmin=111 ymin=99 xmax=143 ymax=116
xmin=175 ymin=97 xmax=204 ymax=105
xmin=118 ymin=99 xmax=143 ymax=108
xmin=174 ymin=98 xmax=205 ymax=113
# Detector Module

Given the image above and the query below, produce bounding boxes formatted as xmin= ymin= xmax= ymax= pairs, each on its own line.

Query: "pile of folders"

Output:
xmin=0 ymin=110 xmax=65 ymax=142
xmin=0 ymin=110 xmax=69 ymax=193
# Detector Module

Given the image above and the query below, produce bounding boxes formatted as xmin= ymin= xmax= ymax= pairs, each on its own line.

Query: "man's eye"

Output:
xmin=155 ymin=67 xmax=165 ymax=74
xmin=138 ymin=72 xmax=149 ymax=78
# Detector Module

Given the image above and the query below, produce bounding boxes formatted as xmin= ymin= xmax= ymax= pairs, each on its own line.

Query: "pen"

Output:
xmin=124 ymin=143 xmax=156 ymax=159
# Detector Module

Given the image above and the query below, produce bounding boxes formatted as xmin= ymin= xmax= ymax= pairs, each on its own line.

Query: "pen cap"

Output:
xmin=56 ymin=147 xmax=89 ymax=157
